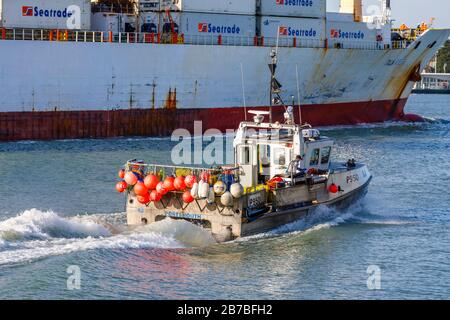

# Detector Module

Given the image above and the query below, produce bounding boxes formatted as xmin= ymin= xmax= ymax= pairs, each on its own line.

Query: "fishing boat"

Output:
xmin=116 ymin=49 xmax=372 ymax=242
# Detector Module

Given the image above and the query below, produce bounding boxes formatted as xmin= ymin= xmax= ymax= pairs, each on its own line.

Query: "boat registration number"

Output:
xmin=247 ymin=192 xmax=265 ymax=210
xmin=165 ymin=211 xmax=203 ymax=220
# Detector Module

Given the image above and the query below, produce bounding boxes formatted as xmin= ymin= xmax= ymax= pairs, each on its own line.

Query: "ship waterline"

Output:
xmin=0 ymin=99 xmax=408 ymax=141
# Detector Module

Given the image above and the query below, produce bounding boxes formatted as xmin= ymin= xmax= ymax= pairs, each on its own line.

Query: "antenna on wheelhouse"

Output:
xmin=268 ymin=30 xmax=284 ymax=124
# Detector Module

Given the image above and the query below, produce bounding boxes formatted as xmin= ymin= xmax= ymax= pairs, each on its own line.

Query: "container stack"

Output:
xmin=138 ymin=0 xmax=160 ymax=33
xmin=91 ymin=0 xmax=138 ymax=32
xmin=256 ymin=0 xmax=326 ymax=43
xmin=159 ymin=0 xmax=257 ymax=39
xmin=0 ymin=0 xmax=91 ymax=30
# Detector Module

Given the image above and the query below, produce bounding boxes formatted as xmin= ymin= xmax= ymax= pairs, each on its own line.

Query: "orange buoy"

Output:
xmin=174 ymin=176 xmax=186 ymax=191
xmin=182 ymin=190 xmax=194 ymax=203
xmin=163 ymin=176 xmax=175 ymax=191
xmin=137 ymin=193 xmax=151 ymax=204
xmin=185 ymin=175 xmax=197 ymax=188
xmin=150 ymin=190 xmax=162 ymax=202
xmin=328 ymin=183 xmax=339 ymax=194
xmin=156 ymin=181 xmax=168 ymax=195
xmin=115 ymin=181 xmax=127 ymax=193
xmin=124 ymin=171 xmax=138 ymax=186
xmin=144 ymin=174 xmax=159 ymax=190
xmin=118 ymin=169 xmax=125 ymax=179
xmin=134 ymin=181 xmax=148 ymax=197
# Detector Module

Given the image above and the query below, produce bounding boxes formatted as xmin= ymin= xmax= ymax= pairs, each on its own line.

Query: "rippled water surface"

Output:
xmin=0 ymin=94 xmax=449 ymax=299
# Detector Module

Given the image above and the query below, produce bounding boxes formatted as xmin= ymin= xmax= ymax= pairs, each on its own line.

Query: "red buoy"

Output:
xmin=144 ymin=174 xmax=159 ymax=190
xmin=133 ymin=181 xmax=148 ymax=197
xmin=137 ymin=193 xmax=151 ymax=204
xmin=182 ymin=190 xmax=194 ymax=203
xmin=200 ymin=171 xmax=210 ymax=182
xmin=174 ymin=176 xmax=186 ymax=191
xmin=185 ymin=175 xmax=197 ymax=188
xmin=156 ymin=181 xmax=168 ymax=195
xmin=328 ymin=183 xmax=339 ymax=194
xmin=124 ymin=171 xmax=138 ymax=186
xmin=115 ymin=181 xmax=127 ymax=193
xmin=150 ymin=190 xmax=162 ymax=202
xmin=118 ymin=169 xmax=125 ymax=179
xmin=163 ymin=176 xmax=175 ymax=191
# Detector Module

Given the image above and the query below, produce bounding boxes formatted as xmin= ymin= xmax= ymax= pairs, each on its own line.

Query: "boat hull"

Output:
xmin=241 ymin=177 xmax=371 ymax=238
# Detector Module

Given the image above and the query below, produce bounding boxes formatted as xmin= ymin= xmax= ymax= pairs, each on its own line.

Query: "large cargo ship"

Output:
xmin=0 ymin=0 xmax=449 ymax=141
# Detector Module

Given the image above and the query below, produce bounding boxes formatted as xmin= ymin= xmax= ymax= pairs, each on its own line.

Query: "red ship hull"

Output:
xmin=0 ymin=98 xmax=408 ymax=141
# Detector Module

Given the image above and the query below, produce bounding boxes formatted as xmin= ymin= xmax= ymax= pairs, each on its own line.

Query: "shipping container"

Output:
xmin=0 ymin=0 xmax=91 ymax=30
xmin=162 ymin=11 xmax=256 ymax=38
xmin=326 ymin=20 xmax=378 ymax=43
xmin=258 ymin=0 xmax=326 ymax=19
xmin=138 ymin=11 xmax=160 ymax=33
xmin=91 ymin=12 xmax=137 ymax=32
xmin=259 ymin=16 xmax=325 ymax=40
xmin=161 ymin=0 xmax=256 ymax=15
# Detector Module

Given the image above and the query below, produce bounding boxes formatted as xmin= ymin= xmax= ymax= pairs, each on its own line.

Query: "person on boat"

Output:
xmin=287 ymin=155 xmax=305 ymax=177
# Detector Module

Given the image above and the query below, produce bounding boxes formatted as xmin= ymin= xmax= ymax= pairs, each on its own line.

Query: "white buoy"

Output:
xmin=221 ymin=191 xmax=234 ymax=207
xmin=230 ymin=183 xmax=244 ymax=198
xmin=207 ymin=187 xmax=215 ymax=204
xmin=213 ymin=181 xmax=227 ymax=195
xmin=191 ymin=182 xmax=199 ymax=199
xmin=199 ymin=181 xmax=210 ymax=198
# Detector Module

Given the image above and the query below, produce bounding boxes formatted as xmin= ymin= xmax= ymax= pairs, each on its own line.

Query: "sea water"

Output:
xmin=0 ymin=94 xmax=449 ymax=299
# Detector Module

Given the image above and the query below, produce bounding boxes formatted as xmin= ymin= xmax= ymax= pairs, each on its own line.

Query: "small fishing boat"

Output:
xmin=115 ymin=49 xmax=372 ymax=242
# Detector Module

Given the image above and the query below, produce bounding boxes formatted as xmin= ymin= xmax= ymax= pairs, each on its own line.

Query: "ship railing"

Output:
xmin=328 ymin=38 xmax=411 ymax=50
xmin=0 ymin=28 xmax=411 ymax=51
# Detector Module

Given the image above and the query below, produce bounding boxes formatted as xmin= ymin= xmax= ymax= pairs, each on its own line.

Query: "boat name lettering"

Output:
xmin=165 ymin=211 xmax=203 ymax=220
xmin=346 ymin=174 xmax=360 ymax=184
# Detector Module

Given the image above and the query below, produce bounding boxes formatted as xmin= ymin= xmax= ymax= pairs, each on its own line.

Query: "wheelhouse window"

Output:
xmin=239 ymin=146 xmax=251 ymax=165
xmin=310 ymin=148 xmax=320 ymax=166
xmin=273 ymin=148 xmax=286 ymax=166
xmin=320 ymin=147 xmax=331 ymax=164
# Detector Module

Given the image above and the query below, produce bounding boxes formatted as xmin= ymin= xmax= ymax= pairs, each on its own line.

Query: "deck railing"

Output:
xmin=0 ymin=28 xmax=412 ymax=51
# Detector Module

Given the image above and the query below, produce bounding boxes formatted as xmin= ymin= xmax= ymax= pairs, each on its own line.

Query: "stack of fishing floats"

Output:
xmin=115 ymin=169 xmax=244 ymax=207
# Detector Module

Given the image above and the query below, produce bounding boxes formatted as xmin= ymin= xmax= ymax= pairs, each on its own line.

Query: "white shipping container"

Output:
xmin=161 ymin=0 xmax=256 ymax=15
xmin=91 ymin=12 xmax=137 ymax=33
xmin=258 ymin=0 xmax=326 ymax=18
xmin=0 ymin=0 xmax=91 ymax=30
xmin=139 ymin=11 xmax=160 ymax=33
xmin=164 ymin=11 xmax=256 ymax=37
xmin=259 ymin=16 xmax=325 ymax=40
xmin=326 ymin=21 xmax=378 ymax=43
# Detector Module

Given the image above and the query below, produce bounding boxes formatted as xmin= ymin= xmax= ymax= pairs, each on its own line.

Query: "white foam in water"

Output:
xmin=0 ymin=209 xmax=111 ymax=241
xmin=140 ymin=218 xmax=217 ymax=247
xmin=0 ymin=209 xmax=216 ymax=265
